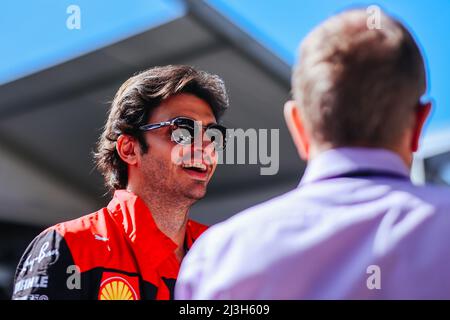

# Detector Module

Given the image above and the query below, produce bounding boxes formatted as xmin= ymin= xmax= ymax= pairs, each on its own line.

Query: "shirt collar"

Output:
xmin=106 ymin=190 xmax=205 ymax=268
xmin=300 ymin=147 xmax=410 ymax=185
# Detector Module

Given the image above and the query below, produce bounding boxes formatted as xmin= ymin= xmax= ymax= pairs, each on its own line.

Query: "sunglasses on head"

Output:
xmin=139 ymin=116 xmax=228 ymax=150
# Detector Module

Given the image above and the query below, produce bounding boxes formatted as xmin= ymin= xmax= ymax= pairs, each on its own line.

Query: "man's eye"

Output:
xmin=179 ymin=135 xmax=191 ymax=143
xmin=172 ymin=128 xmax=192 ymax=144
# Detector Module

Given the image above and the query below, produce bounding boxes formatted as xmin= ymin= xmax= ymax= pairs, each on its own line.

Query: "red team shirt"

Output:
xmin=12 ymin=190 xmax=208 ymax=300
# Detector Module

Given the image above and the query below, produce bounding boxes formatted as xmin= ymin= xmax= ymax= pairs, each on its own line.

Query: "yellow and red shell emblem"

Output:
xmin=99 ymin=277 xmax=138 ymax=300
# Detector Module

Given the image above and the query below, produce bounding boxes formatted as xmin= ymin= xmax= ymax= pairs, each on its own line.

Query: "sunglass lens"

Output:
xmin=171 ymin=127 xmax=193 ymax=145
xmin=206 ymin=126 xmax=227 ymax=150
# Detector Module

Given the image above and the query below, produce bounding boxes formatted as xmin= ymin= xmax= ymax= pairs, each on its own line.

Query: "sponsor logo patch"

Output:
xmin=98 ymin=273 xmax=139 ymax=300
xmin=14 ymin=275 xmax=48 ymax=295
xmin=20 ymin=241 xmax=59 ymax=275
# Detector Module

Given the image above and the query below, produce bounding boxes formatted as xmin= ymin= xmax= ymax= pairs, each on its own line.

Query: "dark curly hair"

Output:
xmin=94 ymin=65 xmax=229 ymax=190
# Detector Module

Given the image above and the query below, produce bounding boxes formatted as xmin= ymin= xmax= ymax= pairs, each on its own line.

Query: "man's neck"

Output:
xmin=147 ymin=198 xmax=190 ymax=262
xmin=127 ymin=186 xmax=191 ymax=261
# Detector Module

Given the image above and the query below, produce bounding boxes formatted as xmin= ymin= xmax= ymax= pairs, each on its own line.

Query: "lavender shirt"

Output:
xmin=176 ymin=148 xmax=450 ymax=299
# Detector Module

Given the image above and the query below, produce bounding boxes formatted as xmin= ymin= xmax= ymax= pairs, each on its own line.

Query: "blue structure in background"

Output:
xmin=0 ymin=0 xmax=448 ymax=135
xmin=0 ymin=0 xmax=185 ymax=85
xmin=207 ymin=0 xmax=450 ymax=135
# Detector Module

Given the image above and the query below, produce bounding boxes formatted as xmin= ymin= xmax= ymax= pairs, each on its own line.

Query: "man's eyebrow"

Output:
xmin=193 ymin=118 xmax=217 ymax=126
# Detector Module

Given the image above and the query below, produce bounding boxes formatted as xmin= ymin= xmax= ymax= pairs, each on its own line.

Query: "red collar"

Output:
xmin=106 ymin=190 xmax=206 ymax=269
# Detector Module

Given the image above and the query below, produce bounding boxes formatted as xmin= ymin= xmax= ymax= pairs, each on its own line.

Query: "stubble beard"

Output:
xmin=140 ymin=155 xmax=207 ymax=209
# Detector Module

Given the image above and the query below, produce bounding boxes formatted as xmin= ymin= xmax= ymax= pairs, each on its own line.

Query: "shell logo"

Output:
xmin=99 ymin=277 xmax=138 ymax=300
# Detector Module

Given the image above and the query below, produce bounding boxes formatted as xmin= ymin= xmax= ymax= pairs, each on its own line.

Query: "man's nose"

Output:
xmin=190 ymin=129 xmax=215 ymax=161
xmin=190 ymin=130 xmax=207 ymax=153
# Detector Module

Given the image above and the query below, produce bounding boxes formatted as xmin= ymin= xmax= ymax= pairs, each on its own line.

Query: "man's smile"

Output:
xmin=180 ymin=161 xmax=211 ymax=181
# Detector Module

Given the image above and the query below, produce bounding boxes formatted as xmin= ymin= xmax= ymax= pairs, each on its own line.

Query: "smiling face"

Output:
xmin=135 ymin=93 xmax=218 ymax=202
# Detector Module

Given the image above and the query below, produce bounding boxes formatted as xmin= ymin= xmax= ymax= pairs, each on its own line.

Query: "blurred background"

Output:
xmin=0 ymin=0 xmax=449 ymax=299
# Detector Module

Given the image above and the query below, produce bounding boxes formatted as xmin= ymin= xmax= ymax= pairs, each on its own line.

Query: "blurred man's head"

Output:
xmin=284 ymin=8 xmax=430 ymax=166
xmin=95 ymin=65 xmax=229 ymax=203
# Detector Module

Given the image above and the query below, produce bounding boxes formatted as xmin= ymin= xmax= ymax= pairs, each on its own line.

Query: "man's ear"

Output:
xmin=284 ymin=100 xmax=310 ymax=161
xmin=116 ymin=135 xmax=139 ymax=166
xmin=411 ymin=102 xmax=432 ymax=152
